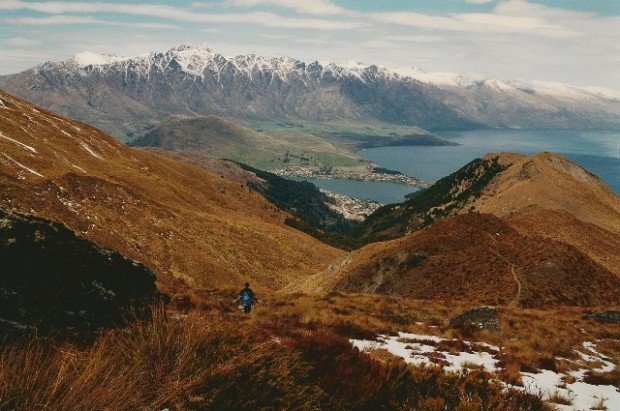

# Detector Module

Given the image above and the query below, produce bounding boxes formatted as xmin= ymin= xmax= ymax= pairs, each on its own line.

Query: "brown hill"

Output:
xmin=466 ymin=152 xmax=620 ymax=275
xmin=0 ymin=89 xmax=343 ymax=291
xmin=469 ymin=152 xmax=620 ymax=235
xmin=302 ymin=213 xmax=620 ymax=308
xmin=350 ymin=151 xmax=620 ymax=275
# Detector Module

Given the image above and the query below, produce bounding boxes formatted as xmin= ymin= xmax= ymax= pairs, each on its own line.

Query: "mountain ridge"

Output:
xmin=2 ymin=44 xmax=619 ymax=138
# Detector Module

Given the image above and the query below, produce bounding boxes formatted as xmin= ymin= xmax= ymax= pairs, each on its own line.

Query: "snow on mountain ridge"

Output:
xmin=37 ymin=45 xmax=620 ymax=101
xmin=73 ymin=51 xmax=130 ymax=67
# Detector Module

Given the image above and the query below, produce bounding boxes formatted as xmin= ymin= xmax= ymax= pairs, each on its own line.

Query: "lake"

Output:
xmin=310 ymin=129 xmax=619 ymax=204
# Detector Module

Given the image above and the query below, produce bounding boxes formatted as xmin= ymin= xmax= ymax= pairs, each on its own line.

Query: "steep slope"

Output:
xmin=352 ymin=152 xmax=620 ymax=275
xmin=304 ymin=214 xmax=620 ymax=308
xmin=0 ymin=206 xmax=160 ymax=336
xmin=468 ymin=152 xmax=620 ymax=235
xmin=2 ymin=45 xmax=618 ymax=138
xmin=352 ymin=156 xmax=508 ymax=242
xmin=506 ymin=207 xmax=620 ymax=276
xmin=0 ymin=89 xmax=343 ymax=291
xmin=150 ymin=151 xmax=359 ymax=236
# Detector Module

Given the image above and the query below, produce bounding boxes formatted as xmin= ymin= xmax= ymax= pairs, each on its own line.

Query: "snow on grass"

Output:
xmin=520 ymin=369 xmax=620 ymax=411
xmin=80 ymin=142 xmax=104 ymax=160
xmin=352 ymin=332 xmax=499 ymax=372
xmin=0 ymin=131 xmax=37 ymax=153
xmin=578 ymin=341 xmax=615 ymax=373
xmin=1 ymin=153 xmax=45 ymax=178
xmin=352 ymin=333 xmax=619 ymax=411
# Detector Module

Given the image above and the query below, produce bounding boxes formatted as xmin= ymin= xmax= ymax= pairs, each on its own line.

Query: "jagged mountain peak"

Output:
xmin=5 ymin=44 xmax=619 ymax=138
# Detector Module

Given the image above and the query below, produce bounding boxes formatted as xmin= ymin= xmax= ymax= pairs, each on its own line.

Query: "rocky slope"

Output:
xmin=0 ymin=206 xmax=160 ymax=336
xmin=303 ymin=213 xmax=620 ymax=308
xmin=0 ymin=89 xmax=343 ymax=291
xmin=2 ymin=45 xmax=618 ymax=138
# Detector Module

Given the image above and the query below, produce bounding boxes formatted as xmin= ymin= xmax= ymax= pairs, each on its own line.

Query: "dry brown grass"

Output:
xmin=0 ymin=89 xmax=343 ymax=292
xmin=1 ymin=280 xmax=615 ymax=409
xmin=0 ymin=306 xmax=323 ymax=410
xmin=0 ymin=300 xmax=553 ymax=410
xmin=547 ymin=391 xmax=573 ymax=406
xmin=241 ymin=291 xmax=620 ymax=382
xmin=315 ymin=213 xmax=620 ymax=308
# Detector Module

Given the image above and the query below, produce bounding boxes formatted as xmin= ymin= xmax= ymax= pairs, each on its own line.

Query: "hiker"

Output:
xmin=237 ymin=282 xmax=256 ymax=314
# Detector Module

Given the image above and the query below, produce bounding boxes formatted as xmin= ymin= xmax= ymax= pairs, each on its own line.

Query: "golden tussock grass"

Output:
xmin=0 ymin=300 xmax=552 ymax=410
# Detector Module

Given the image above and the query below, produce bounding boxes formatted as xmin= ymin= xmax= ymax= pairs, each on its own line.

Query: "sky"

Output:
xmin=0 ymin=0 xmax=618 ymax=89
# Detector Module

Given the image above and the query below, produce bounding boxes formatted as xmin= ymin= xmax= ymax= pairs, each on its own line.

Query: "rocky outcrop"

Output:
xmin=449 ymin=307 xmax=503 ymax=335
xmin=0 ymin=207 xmax=161 ymax=336
xmin=582 ymin=310 xmax=620 ymax=324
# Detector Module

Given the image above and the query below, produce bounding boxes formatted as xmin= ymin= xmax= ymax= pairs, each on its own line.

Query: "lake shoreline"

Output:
xmin=272 ymin=167 xmax=432 ymax=189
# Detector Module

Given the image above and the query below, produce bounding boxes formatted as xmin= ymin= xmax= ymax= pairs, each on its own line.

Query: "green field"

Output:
xmin=132 ymin=116 xmax=454 ymax=172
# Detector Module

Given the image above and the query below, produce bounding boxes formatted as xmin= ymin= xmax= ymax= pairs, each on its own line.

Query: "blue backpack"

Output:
xmin=241 ymin=291 xmax=252 ymax=307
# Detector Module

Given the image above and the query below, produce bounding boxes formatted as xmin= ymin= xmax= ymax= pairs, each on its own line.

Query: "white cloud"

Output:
xmin=0 ymin=0 xmax=617 ymax=90
xmin=225 ymin=0 xmax=347 ymax=15
xmin=1 ymin=37 xmax=42 ymax=47
xmin=371 ymin=11 xmax=578 ymax=37
xmin=465 ymin=0 xmax=494 ymax=4
xmin=0 ymin=0 xmax=358 ymax=30
xmin=384 ymin=35 xmax=445 ymax=43
xmin=6 ymin=15 xmax=179 ymax=29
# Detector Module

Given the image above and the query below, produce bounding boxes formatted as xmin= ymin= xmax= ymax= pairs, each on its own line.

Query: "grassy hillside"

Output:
xmin=0 ymin=89 xmax=343 ymax=292
xmin=131 ymin=115 xmax=364 ymax=171
xmin=349 ymin=156 xmax=508 ymax=243
xmin=0 ymin=303 xmax=548 ymax=410
xmin=322 ymin=213 xmax=620 ymax=308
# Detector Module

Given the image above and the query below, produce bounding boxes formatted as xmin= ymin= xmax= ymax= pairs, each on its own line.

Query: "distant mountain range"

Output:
xmin=1 ymin=45 xmax=619 ymax=139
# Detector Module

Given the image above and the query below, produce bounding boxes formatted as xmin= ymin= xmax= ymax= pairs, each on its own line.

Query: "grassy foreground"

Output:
xmin=0 ymin=302 xmax=549 ymax=410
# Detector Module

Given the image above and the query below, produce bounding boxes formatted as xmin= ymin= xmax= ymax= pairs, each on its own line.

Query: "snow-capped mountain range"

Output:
xmin=1 ymin=44 xmax=619 ymax=137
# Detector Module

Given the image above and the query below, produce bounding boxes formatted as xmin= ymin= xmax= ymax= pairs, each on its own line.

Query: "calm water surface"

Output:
xmin=314 ymin=129 xmax=619 ymax=204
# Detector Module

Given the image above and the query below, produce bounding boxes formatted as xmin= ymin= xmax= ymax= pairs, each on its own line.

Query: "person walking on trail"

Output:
xmin=237 ymin=282 xmax=256 ymax=314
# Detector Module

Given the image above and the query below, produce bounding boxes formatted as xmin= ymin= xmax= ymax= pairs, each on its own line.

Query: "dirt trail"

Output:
xmin=488 ymin=243 xmax=523 ymax=307
xmin=508 ymin=264 xmax=522 ymax=307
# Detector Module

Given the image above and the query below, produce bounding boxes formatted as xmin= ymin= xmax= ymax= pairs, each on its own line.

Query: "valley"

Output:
xmin=0 ymin=37 xmax=619 ymax=411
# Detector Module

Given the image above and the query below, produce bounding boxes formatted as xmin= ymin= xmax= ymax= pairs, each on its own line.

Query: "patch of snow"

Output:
xmin=352 ymin=332 xmax=499 ymax=372
xmin=73 ymin=51 xmax=130 ymax=67
xmin=0 ymin=98 xmax=6 ymax=108
xmin=521 ymin=369 xmax=620 ymax=411
xmin=2 ymin=153 xmax=45 ymax=178
xmin=80 ymin=142 xmax=104 ymax=159
xmin=575 ymin=342 xmax=616 ymax=373
xmin=0 ymin=131 xmax=37 ymax=153
xmin=72 ymin=164 xmax=87 ymax=173
xmin=354 ymin=332 xmax=619 ymax=411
